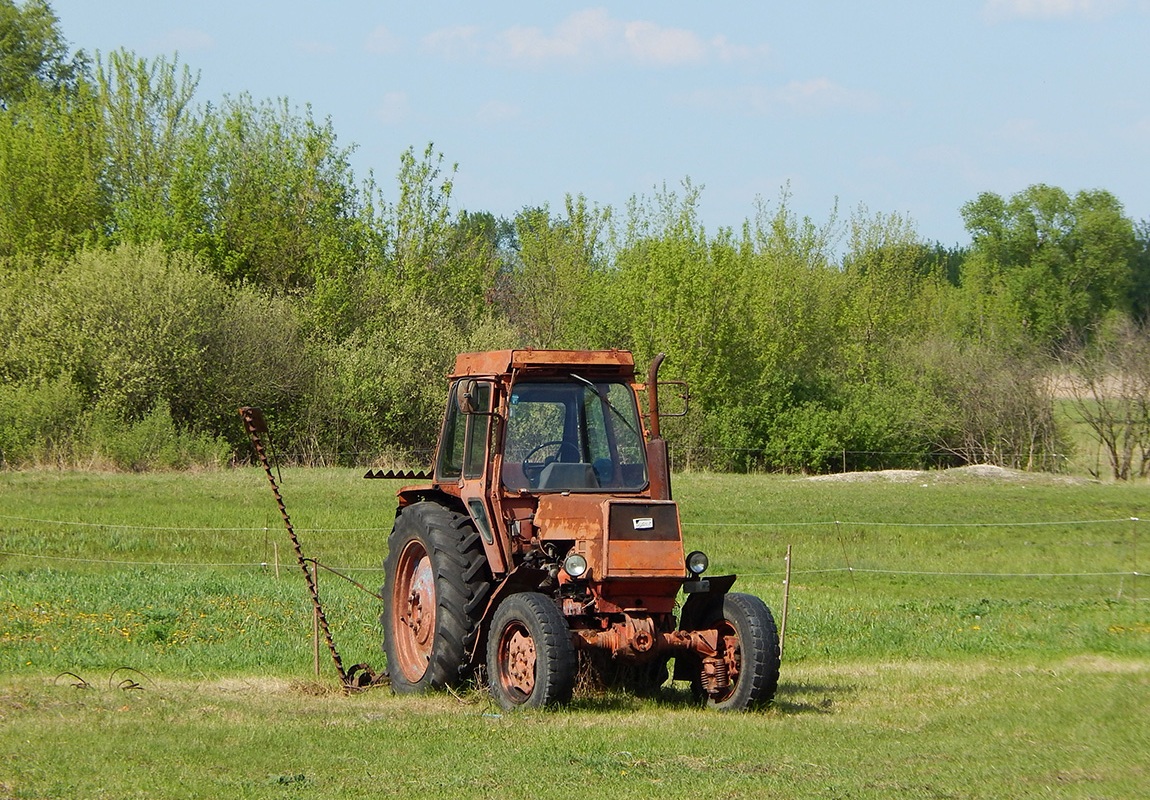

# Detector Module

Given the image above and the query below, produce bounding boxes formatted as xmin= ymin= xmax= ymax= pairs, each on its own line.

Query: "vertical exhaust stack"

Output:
xmin=646 ymin=353 xmax=672 ymax=501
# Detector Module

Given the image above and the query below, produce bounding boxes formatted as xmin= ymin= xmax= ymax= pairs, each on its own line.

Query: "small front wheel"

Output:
xmin=693 ymin=592 xmax=780 ymax=711
xmin=486 ymin=592 xmax=576 ymax=710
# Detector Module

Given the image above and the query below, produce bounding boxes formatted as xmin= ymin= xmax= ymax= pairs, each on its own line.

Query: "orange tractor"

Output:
xmin=380 ymin=349 xmax=780 ymax=710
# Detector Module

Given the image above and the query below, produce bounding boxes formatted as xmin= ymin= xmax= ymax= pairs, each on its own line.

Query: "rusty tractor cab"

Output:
xmin=381 ymin=349 xmax=780 ymax=710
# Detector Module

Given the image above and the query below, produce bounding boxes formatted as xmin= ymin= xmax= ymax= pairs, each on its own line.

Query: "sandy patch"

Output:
xmin=805 ymin=464 xmax=1090 ymax=485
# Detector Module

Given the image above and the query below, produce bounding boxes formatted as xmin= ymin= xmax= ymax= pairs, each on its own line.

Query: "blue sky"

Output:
xmin=49 ymin=1 xmax=1150 ymax=247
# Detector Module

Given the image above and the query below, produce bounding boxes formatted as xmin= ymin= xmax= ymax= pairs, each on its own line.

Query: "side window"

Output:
xmin=607 ymin=383 xmax=646 ymax=468
xmin=436 ymin=382 xmax=466 ymax=480
xmin=463 ymin=382 xmax=492 ymax=479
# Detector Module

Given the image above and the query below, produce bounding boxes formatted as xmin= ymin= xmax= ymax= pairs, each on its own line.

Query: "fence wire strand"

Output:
xmin=0 ymin=511 xmax=1144 ymax=579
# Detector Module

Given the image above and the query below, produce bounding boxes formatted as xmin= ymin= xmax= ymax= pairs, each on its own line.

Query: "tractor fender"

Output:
xmin=466 ymin=565 xmax=549 ymax=668
xmin=673 ymin=574 xmax=737 ymax=682
xmin=677 ymin=573 xmax=738 ymax=630
xmin=395 ymin=485 xmax=460 ymax=514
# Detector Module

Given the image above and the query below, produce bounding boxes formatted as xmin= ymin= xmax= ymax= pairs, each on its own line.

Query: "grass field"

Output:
xmin=1 ymin=467 xmax=1148 ymax=798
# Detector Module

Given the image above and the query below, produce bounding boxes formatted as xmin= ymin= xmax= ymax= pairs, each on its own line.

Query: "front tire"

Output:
xmin=381 ymin=502 xmax=491 ymax=693
xmin=486 ymin=592 xmax=576 ymax=711
xmin=692 ymin=592 xmax=780 ymax=711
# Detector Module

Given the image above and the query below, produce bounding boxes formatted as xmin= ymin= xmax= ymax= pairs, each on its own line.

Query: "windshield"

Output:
xmin=501 ymin=380 xmax=648 ymax=492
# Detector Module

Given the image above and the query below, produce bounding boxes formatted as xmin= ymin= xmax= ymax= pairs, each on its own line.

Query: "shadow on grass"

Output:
xmin=290 ymin=670 xmax=857 ymax=716
xmin=770 ymin=680 xmax=854 ymax=714
xmin=564 ymin=679 xmax=855 ymax=715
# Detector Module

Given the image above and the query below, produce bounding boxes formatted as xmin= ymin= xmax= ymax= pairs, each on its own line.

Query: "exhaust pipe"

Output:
xmin=646 ymin=353 xmax=672 ymax=501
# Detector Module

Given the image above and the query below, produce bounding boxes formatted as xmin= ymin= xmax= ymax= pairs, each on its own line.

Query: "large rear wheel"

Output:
xmin=486 ymin=592 xmax=576 ymax=711
xmin=692 ymin=592 xmax=780 ymax=711
xmin=382 ymin=502 xmax=491 ymax=693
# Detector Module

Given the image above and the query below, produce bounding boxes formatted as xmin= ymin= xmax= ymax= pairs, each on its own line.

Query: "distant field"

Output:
xmin=1 ymin=468 xmax=1147 ymax=798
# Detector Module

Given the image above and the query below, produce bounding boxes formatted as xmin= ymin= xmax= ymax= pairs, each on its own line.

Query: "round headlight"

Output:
xmin=686 ymin=550 xmax=709 ymax=575
xmin=563 ymin=553 xmax=589 ymax=578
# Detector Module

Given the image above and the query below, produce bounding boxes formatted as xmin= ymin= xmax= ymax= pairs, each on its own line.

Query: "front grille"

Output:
xmin=607 ymin=502 xmax=680 ymax=542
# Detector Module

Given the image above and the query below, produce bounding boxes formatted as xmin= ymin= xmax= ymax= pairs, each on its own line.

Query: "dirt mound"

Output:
xmin=806 ymin=469 xmax=928 ymax=483
xmin=806 ymin=464 xmax=1089 ymax=485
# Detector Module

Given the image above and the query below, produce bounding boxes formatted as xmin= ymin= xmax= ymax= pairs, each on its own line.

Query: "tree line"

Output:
xmin=3 ymin=0 xmax=1150 ymax=477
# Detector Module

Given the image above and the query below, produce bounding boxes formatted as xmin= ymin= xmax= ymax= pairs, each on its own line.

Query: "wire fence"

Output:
xmin=262 ymin=445 xmax=1081 ymax=475
xmin=1 ymin=511 xmax=1144 ymax=583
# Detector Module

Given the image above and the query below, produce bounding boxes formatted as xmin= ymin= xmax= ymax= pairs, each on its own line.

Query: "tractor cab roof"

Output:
xmin=450 ymin=349 xmax=636 ymax=381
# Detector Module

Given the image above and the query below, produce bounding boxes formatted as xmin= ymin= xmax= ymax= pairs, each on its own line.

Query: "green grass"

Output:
xmin=1 ymin=467 xmax=1148 ymax=798
xmin=1 ymin=660 xmax=1145 ymax=799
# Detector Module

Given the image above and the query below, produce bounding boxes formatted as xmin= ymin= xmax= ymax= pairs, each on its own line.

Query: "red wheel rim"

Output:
xmin=391 ymin=540 xmax=436 ymax=682
xmin=496 ymin=621 xmax=537 ymax=700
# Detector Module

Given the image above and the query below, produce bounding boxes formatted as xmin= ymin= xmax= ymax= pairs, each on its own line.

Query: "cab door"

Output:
xmin=438 ymin=379 xmax=510 ymax=575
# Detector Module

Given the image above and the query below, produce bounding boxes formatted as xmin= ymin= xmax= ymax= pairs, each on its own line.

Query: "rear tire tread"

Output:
xmin=381 ymin=501 xmax=491 ymax=692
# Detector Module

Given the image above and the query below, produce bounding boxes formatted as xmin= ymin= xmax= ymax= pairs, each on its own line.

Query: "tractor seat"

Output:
xmin=537 ymin=462 xmax=599 ymax=490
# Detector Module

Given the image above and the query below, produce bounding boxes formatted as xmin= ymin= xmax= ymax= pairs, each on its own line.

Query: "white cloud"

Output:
xmin=425 ymin=9 xmax=764 ymax=68
xmin=150 ymin=28 xmax=214 ymax=54
xmin=685 ymin=79 xmax=877 ymax=116
xmin=422 ymin=25 xmax=482 ymax=59
xmin=983 ymin=0 xmax=1126 ymax=20
xmin=710 ymin=35 xmax=771 ymax=64
xmin=622 ymin=19 xmax=706 ymax=65
xmin=778 ymin=78 xmax=874 ymax=111
xmin=496 ymin=9 xmax=613 ymax=61
xmin=365 ymin=25 xmax=401 ymax=56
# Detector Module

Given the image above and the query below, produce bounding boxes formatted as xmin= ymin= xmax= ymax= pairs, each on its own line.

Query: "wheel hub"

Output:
xmin=702 ymin=626 xmax=741 ymax=700
xmin=392 ymin=541 xmax=437 ymax=680
xmin=405 ymin=561 xmax=435 ymax=649
xmin=500 ymin=625 xmax=537 ymax=695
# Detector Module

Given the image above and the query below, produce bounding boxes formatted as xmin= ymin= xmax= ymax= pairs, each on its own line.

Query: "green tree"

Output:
xmin=0 ymin=0 xmax=85 ymax=107
xmin=95 ymin=52 xmax=378 ymax=291
xmin=95 ymin=49 xmax=200 ymax=247
xmin=608 ymin=181 xmax=770 ymax=469
xmin=961 ymin=184 xmax=1136 ymax=347
xmin=199 ymin=94 xmax=376 ymax=289
xmin=0 ymin=79 xmax=106 ymax=259
xmin=503 ymin=196 xmax=611 ymax=348
xmin=0 ymin=2 xmax=102 ymax=260
xmin=1 ymin=244 xmax=309 ymax=429
xmin=1128 ymin=219 xmax=1150 ymax=323
xmin=745 ymin=190 xmax=845 ymax=400
xmin=0 ymin=244 xmax=314 ymax=463
xmin=840 ymin=207 xmax=936 ymax=383
xmin=379 ymin=143 xmax=507 ymax=316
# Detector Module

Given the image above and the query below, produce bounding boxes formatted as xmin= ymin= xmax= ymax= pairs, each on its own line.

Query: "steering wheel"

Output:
xmin=522 ymin=440 xmax=581 ymax=486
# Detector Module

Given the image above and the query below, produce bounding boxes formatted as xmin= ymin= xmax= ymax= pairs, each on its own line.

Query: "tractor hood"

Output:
xmin=533 ymin=494 xmax=686 ymax=579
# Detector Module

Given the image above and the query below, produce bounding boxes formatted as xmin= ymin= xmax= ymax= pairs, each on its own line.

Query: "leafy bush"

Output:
xmin=85 ymin=402 xmax=230 ymax=471
xmin=0 ymin=376 xmax=85 ymax=467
